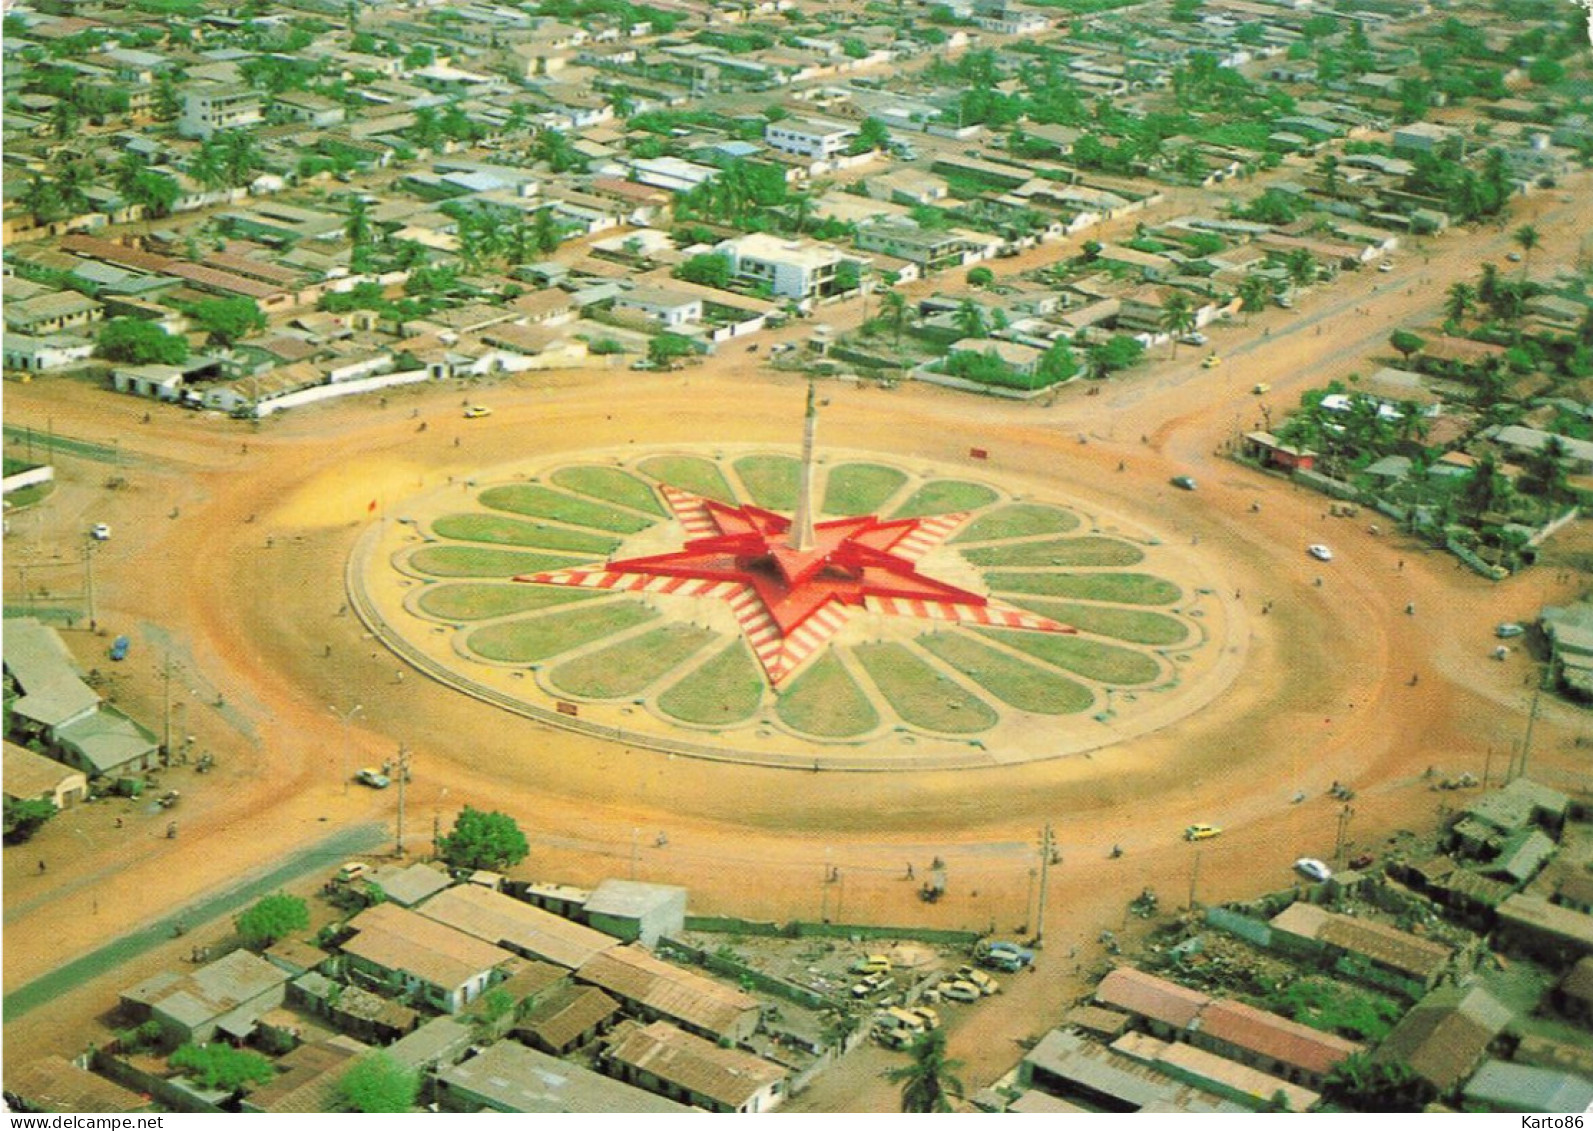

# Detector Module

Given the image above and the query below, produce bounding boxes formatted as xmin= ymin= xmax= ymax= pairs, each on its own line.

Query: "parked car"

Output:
xmin=1295 ymin=857 xmax=1333 ymax=882
xmin=1495 ymin=623 xmax=1525 ymax=639
xmin=463 ymin=405 xmax=493 ymax=418
xmin=1251 ymin=382 xmax=1271 ymax=395
xmin=1171 ymin=475 xmax=1197 ymax=491
xmin=109 ymin=635 xmax=131 ymax=662
xmin=850 ymin=972 xmax=894 ymax=999
xmin=91 ymin=523 xmax=112 ymax=541
xmin=1506 ymin=251 xmax=1522 ymax=263
xmin=1378 ymin=261 xmax=1395 ymax=273
xmin=909 ymin=1006 xmax=941 ymax=1031
xmin=939 ymin=980 xmax=983 ymax=1004
xmin=1184 ymin=823 xmax=1222 ymax=841
xmin=336 ymin=861 xmax=373 ymax=883
xmin=851 ymin=954 xmax=892 ymax=975
xmin=1348 ymin=853 xmax=1375 ymax=870
xmin=1179 ymin=332 xmax=1209 ymax=346
xmin=1307 ymin=544 xmax=1334 ymax=561
xmin=956 ymin=966 xmax=1000 ymax=995
xmin=355 ymin=768 xmax=391 ymax=789
xmin=1201 ymin=353 xmax=1221 ymax=368
xmin=977 ymin=940 xmax=1035 ymax=972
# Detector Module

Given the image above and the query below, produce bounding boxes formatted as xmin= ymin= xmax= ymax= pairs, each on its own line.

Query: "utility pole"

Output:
xmin=394 ymin=744 xmax=412 ymax=857
xmin=631 ymin=827 xmax=640 ymax=880
xmin=1334 ymin=804 xmax=1355 ymax=864
xmin=1515 ymin=685 xmax=1542 ymax=783
xmin=1188 ymin=848 xmax=1202 ymax=910
xmin=82 ymin=539 xmax=95 ymax=626
xmin=161 ymin=651 xmax=174 ymax=763
xmin=1035 ymin=823 xmax=1053 ymax=947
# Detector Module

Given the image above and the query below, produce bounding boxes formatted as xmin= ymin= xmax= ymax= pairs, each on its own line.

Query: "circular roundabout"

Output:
xmin=354 ymin=443 xmax=1246 ymax=770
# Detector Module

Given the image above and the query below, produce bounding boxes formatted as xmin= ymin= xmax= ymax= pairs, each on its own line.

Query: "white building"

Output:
xmin=612 ymin=286 xmax=703 ymax=329
xmin=2 ymin=333 xmax=95 ymax=373
xmin=764 ymin=118 xmax=857 ymax=160
xmin=717 ymin=233 xmax=864 ymax=301
xmin=179 ymin=85 xmax=264 ymax=139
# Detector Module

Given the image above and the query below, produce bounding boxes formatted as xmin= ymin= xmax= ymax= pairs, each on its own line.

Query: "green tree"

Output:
xmin=1322 ymin=1053 xmax=1434 ymax=1113
xmin=1159 ymin=292 xmax=1195 ymax=355
xmin=1037 ymin=340 xmax=1076 ymax=385
xmin=886 ymin=1029 xmax=965 ymax=1113
xmin=168 ymin=1044 xmax=276 ymax=1092
xmin=850 ymin=117 xmax=889 ymax=155
xmin=966 ymin=266 xmax=994 ymax=288
xmin=1238 ymin=275 xmax=1272 ymax=323
xmin=97 ymin=318 xmax=190 ymax=365
xmin=880 ymin=290 xmax=908 ymax=347
xmin=1512 ymin=224 xmax=1539 ymax=277
xmin=337 ymin=1052 xmax=418 ymax=1113
xmin=125 ymin=170 xmax=181 ymax=218
xmin=954 ymin=299 xmax=987 ymax=339
xmin=234 ymin=892 xmax=310 ymax=949
xmin=1444 ymin=281 xmax=1475 ymax=325
xmin=1239 ymin=189 xmax=1299 ymax=226
xmin=834 ymin=260 xmax=862 ymax=294
xmin=192 ymin=297 xmax=266 ymax=346
xmin=1389 ymin=329 xmax=1425 ymax=363
xmin=438 ymin=806 xmax=530 ymax=871
xmin=534 ymin=207 xmax=561 ymax=255
xmin=648 ymin=333 xmax=696 ymax=368
xmin=676 ymin=253 xmax=732 ymax=289
xmin=3 ymin=797 xmax=57 ymax=844
xmin=1087 ymin=334 xmax=1145 ymax=375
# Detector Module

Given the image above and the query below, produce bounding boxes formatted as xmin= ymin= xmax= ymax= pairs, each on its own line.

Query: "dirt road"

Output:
xmin=4 ymin=172 xmax=1589 ymax=1106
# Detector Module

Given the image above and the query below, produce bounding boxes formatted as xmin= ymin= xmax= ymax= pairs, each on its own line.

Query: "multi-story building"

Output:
xmin=179 ymin=85 xmax=264 ymax=139
xmin=763 ymin=118 xmax=856 ymax=161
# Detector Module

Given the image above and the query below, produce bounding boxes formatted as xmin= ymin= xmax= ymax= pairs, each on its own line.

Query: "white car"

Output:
xmin=1378 ymin=261 xmax=1395 ymax=273
xmin=1295 ymin=858 xmax=1333 ymax=882
xmin=1307 ymin=544 xmax=1333 ymax=562
xmin=91 ymin=523 xmax=112 ymax=541
xmin=939 ymin=980 xmax=982 ymax=1004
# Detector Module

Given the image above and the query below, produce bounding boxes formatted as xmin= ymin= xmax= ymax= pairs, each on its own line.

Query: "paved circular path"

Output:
xmin=353 ymin=444 xmax=1246 ymax=770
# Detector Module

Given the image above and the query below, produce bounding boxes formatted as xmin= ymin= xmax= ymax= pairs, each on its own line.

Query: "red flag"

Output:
xmin=368 ymin=499 xmax=377 ymax=513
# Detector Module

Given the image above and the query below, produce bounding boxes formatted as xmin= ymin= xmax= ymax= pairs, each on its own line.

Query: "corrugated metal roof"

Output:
xmin=604 ymin=1019 xmax=784 ymax=1108
xmin=576 ymin=946 xmax=759 ymax=1040
xmin=417 ymin=885 xmax=616 ymax=970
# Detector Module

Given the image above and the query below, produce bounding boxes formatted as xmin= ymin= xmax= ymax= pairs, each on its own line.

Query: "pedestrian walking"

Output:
xmin=38 ymin=860 xmax=46 ymax=874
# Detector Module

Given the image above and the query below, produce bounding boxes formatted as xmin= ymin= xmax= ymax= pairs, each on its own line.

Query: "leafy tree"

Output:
xmin=533 ymin=207 xmax=561 ymax=256
xmin=234 ymin=892 xmax=310 ymax=949
xmin=124 ymin=170 xmax=181 ymax=218
xmin=954 ymin=299 xmax=988 ymax=340
xmin=886 ymin=1029 xmax=965 ymax=1113
xmin=1322 ymin=1053 xmax=1434 ymax=1113
xmin=1527 ymin=58 xmax=1564 ymax=86
xmin=966 ymin=266 xmax=994 ymax=288
xmin=648 ymin=333 xmax=696 ymax=368
xmin=676 ymin=253 xmax=732 ymax=289
xmin=1087 ymin=334 xmax=1144 ymax=375
xmin=4 ymin=797 xmax=57 ymax=844
xmin=438 ymin=807 xmax=530 ymax=871
xmin=1238 ymin=275 xmax=1272 ymax=323
xmin=191 ymin=297 xmax=266 ymax=346
xmin=337 ymin=1052 xmax=418 ymax=1113
xmin=1159 ymin=292 xmax=1195 ymax=355
xmin=1239 ymin=189 xmax=1299 ymax=226
xmin=169 ymin=1044 xmax=276 ymax=1092
xmin=1389 ymin=329 xmax=1425 ymax=363
xmin=833 ymin=261 xmax=862 ymax=294
xmin=849 ymin=117 xmax=890 ymax=156
xmin=97 ymin=319 xmax=190 ymax=365
xmin=1512 ymin=224 xmax=1539 ymax=277
xmin=1444 ymin=281 xmax=1475 ymax=325
xmin=880 ymin=290 xmax=908 ymax=347
xmin=1037 ymin=340 xmax=1076 ymax=385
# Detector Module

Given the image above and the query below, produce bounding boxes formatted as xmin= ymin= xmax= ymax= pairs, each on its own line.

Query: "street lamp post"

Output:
xmin=329 ymin=703 xmax=362 ymax=795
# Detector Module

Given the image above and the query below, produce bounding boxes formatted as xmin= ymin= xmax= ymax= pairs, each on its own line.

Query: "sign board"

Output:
xmin=556 ymin=701 xmax=579 ymax=717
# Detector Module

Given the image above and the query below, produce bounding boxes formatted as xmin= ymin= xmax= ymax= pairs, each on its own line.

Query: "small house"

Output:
xmin=583 ymin=879 xmax=687 ymax=947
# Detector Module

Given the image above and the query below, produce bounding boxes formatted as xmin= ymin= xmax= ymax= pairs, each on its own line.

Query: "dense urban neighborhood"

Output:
xmin=4 ymin=0 xmax=1592 ymax=1115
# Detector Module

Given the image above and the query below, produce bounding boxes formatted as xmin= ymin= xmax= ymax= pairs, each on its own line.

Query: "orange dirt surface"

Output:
xmin=4 ymin=173 xmax=1590 ymax=1106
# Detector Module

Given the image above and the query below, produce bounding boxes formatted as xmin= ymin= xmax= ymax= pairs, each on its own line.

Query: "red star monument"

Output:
xmin=519 ymin=386 xmax=1074 ymax=683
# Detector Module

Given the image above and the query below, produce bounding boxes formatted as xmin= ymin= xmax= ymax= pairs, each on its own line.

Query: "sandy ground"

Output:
xmin=4 ymin=172 xmax=1591 ymax=1107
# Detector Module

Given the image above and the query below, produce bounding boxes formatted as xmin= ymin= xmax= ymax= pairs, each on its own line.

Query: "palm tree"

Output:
xmin=886 ymin=1029 xmax=965 ymax=1113
xmin=1316 ymin=154 xmax=1340 ymax=199
xmin=880 ymin=290 xmax=907 ymax=347
xmin=1477 ymin=262 xmax=1500 ymax=310
xmin=1512 ymin=224 xmax=1539 ymax=278
xmin=954 ymin=299 xmax=988 ymax=340
xmin=1444 ymin=281 xmax=1475 ymax=326
xmin=1159 ymin=292 xmax=1194 ymax=356
xmin=1238 ymin=275 xmax=1271 ymax=324
xmin=1285 ymin=248 xmax=1317 ymax=290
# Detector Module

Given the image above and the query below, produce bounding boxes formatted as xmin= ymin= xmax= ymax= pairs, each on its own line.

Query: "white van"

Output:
xmin=874 ymin=1007 xmax=927 ymax=1048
